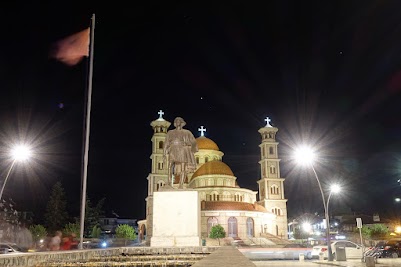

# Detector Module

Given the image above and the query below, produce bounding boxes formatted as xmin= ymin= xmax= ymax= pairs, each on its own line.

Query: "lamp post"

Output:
xmin=294 ymin=145 xmax=338 ymax=261
xmin=0 ymin=145 xmax=31 ymax=201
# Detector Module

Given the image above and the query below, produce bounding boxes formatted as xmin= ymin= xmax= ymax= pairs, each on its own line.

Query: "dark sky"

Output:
xmin=1 ymin=1 xmax=401 ymax=224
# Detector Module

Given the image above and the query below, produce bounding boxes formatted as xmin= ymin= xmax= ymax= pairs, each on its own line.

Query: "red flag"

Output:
xmin=50 ymin=28 xmax=90 ymax=66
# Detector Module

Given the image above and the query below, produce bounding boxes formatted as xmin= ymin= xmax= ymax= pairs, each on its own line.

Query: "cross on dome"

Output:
xmin=158 ymin=110 xmax=164 ymax=119
xmin=265 ymin=117 xmax=273 ymax=127
xmin=198 ymin=126 xmax=206 ymax=136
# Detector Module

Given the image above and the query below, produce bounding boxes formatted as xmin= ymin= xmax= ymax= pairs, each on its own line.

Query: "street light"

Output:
xmin=294 ymin=145 xmax=336 ymax=261
xmin=0 ymin=145 xmax=32 ymax=201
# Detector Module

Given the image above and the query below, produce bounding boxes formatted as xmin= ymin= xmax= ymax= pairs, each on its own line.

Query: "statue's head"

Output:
xmin=174 ymin=117 xmax=186 ymax=127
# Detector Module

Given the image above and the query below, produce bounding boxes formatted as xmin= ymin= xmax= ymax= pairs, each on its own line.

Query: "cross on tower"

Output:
xmin=265 ymin=117 xmax=272 ymax=127
xmin=198 ymin=126 xmax=206 ymax=136
xmin=158 ymin=110 xmax=164 ymax=119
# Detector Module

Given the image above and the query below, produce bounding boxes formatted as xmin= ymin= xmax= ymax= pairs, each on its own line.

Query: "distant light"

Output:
xmin=302 ymin=222 xmax=312 ymax=232
xmin=395 ymin=198 xmax=401 ymax=202
xmin=330 ymin=184 xmax=341 ymax=194
xmin=335 ymin=235 xmax=346 ymax=240
xmin=395 ymin=226 xmax=401 ymax=233
xmin=101 ymin=241 xmax=107 ymax=248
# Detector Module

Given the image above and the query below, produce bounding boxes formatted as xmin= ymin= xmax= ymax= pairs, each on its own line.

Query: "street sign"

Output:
xmin=356 ymin=218 xmax=362 ymax=228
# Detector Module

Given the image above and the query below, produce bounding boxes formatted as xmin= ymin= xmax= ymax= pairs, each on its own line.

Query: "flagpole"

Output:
xmin=79 ymin=13 xmax=95 ymax=249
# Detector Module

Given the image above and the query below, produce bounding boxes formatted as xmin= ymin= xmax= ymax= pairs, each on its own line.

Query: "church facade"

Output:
xmin=138 ymin=111 xmax=288 ymax=244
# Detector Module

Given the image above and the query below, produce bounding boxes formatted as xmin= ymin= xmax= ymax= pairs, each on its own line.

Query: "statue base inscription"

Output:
xmin=150 ymin=190 xmax=201 ymax=247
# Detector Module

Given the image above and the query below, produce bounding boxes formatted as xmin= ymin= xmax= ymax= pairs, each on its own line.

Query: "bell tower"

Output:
xmin=145 ymin=110 xmax=171 ymax=242
xmin=256 ymin=117 xmax=288 ymax=239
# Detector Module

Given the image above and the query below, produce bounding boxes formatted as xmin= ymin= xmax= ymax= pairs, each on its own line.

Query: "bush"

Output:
xmin=115 ymin=224 xmax=136 ymax=245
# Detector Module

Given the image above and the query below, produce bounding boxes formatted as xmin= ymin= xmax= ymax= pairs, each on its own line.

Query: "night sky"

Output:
xmin=1 ymin=1 xmax=401 ymax=224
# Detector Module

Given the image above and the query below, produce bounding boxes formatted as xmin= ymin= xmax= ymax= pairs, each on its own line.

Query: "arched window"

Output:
xmin=270 ymin=185 xmax=279 ymax=195
xmin=158 ymin=162 xmax=163 ymax=170
xmin=196 ymin=157 xmax=199 ymax=164
xmin=246 ymin=218 xmax=254 ymax=237
xmin=211 ymin=192 xmax=219 ymax=201
xmin=269 ymin=147 xmax=274 ymax=154
xmin=159 ymin=141 xmax=164 ymax=149
xmin=207 ymin=217 xmax=218 ymax=235
xmin=228 ymin=217 xmax=238 ymax=237
xmin=269 ymin=165 xmax=276 ymax=174
xmin=271 ymin=208 xmax=281 ymax=216
xmin=205 ymin=157 xmax=209 ymax=162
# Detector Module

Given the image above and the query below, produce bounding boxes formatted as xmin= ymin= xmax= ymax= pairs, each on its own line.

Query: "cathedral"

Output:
xmin=138 ymin=111 xmax=288 ymax=244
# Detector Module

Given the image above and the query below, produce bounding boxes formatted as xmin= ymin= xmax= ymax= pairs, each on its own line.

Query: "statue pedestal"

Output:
xmin=150 ymin=190 xmax=201 ymax=247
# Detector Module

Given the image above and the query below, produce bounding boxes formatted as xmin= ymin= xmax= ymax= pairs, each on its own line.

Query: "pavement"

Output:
xmin=313 ymin=258 xmax=401 ymax=267
xmin=190 ymin=246 xmax=401 ymax=267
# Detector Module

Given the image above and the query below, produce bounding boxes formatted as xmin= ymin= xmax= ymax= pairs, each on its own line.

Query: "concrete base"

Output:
xmin=151 ymin=190 xmax=201 ymax=247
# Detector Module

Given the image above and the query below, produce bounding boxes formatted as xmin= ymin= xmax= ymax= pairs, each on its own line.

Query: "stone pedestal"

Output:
xmin=150 ymin=190 xmax=201 ymax=247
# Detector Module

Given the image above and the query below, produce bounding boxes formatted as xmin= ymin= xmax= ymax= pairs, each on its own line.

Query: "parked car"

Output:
xmin=0 ymin=243 xmax=25 ymax=254
xmin=311 ymin=240 xmax=363 ymax=259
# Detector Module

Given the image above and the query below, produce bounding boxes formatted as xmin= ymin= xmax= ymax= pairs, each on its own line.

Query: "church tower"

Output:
xmin=256 ymin=117 xmax=288 ymax=239
xmin=145 ymin=110 xmax=170 ymax=241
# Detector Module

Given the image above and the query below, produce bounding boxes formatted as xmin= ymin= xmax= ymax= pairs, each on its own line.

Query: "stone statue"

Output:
xmin=163 ymin=117 xmax=198 ymax=188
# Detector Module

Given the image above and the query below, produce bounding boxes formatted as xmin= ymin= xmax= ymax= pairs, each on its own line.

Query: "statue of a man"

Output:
xmin=163 ymin=117 xmax=198 ymax=188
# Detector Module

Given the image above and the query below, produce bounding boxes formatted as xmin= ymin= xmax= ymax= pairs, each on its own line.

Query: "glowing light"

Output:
xmin=302 ymin=222 xmax=312 ymax=232
xmin=395 ymin=226 xmax=401 ymax=233
xmin=330 ymin=184 xmax=341 ymax=194
xmin=294 ymin=145 xmax=316 ymax=165
xmin=11 ymin=145 xmax=32 ymax=161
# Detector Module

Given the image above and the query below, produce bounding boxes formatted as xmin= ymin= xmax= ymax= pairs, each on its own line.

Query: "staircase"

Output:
xmin=260 ymin=232 xmax=293 ymax=245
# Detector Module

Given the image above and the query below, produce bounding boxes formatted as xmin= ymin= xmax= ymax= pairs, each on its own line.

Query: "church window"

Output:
xmin=205 ymin=157 xmax=209 ymax=162
xmin=159 ymin=141 xmax=164 ymax=149
xmin=269 ymin=147 xmax=274 ymax=154
xmin=271 ymin=208 xmax=281 ymax=216
xmin=262 ymin=147 xmax=265 ymax=158
xmin=156 ymin=180 xmax=165 ymax=191
xmin=158 ymin=162 xmax=163 ymax=170
xmin=228 ymin=217 xmax=238 ymax=237
xmin=217 ymin=178 xmax=223 ymax=186
xmin=200 ymin=179 xmax=205 ymax=187
xmin=261 ymin=187 xmax=265 ymax=198
xmin=196 ymin=157 xmax=199 ymax=164
xmin=210 ymin=191 xmax=219 ymax=201
xmin=246 ymin=218 xmax=254 ymax=237
xmin=269 ymin=165 xmax=276 ymax=174
xmin=207 ymin=217 xmax=218 ymax=235
xmin=208 ymin=178 xmax=214 ymax=186
xmin=270 ymin=185 xmax=279 ymax=195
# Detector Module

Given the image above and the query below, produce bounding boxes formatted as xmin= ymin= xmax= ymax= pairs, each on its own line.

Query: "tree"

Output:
xmin=115 ymin=224 xmax=136 ymax=245
xmin=29 ymin=224 xmax=47 ymax=248
xmin=44 ymin=181 xmax=68 ymax=232
xmin=63 ymin=222 xmax=80 ymax=237
xmin=90 ymin=225 xmax=101 ymax=238
xmin=360 ymin=224 xmax=390 ymax=240
xmin=83 ymin=197 xmax=105 ymax=236
xmin=209 ymin=224 xmax=226 ymax=245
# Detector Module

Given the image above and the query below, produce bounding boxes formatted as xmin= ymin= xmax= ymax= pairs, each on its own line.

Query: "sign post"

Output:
xmin=356 ymin=218 xmax=364 ymax=262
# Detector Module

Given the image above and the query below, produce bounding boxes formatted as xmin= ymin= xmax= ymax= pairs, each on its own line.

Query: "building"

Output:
xmin=138 ymin=111 xmax=288 ymax=244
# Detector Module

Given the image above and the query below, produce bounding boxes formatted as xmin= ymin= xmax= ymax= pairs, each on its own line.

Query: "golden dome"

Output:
xmin=196 ymin=136 xmax=219 ymax=151
xmin=192 ymin=161 xmax=234 ymax=178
